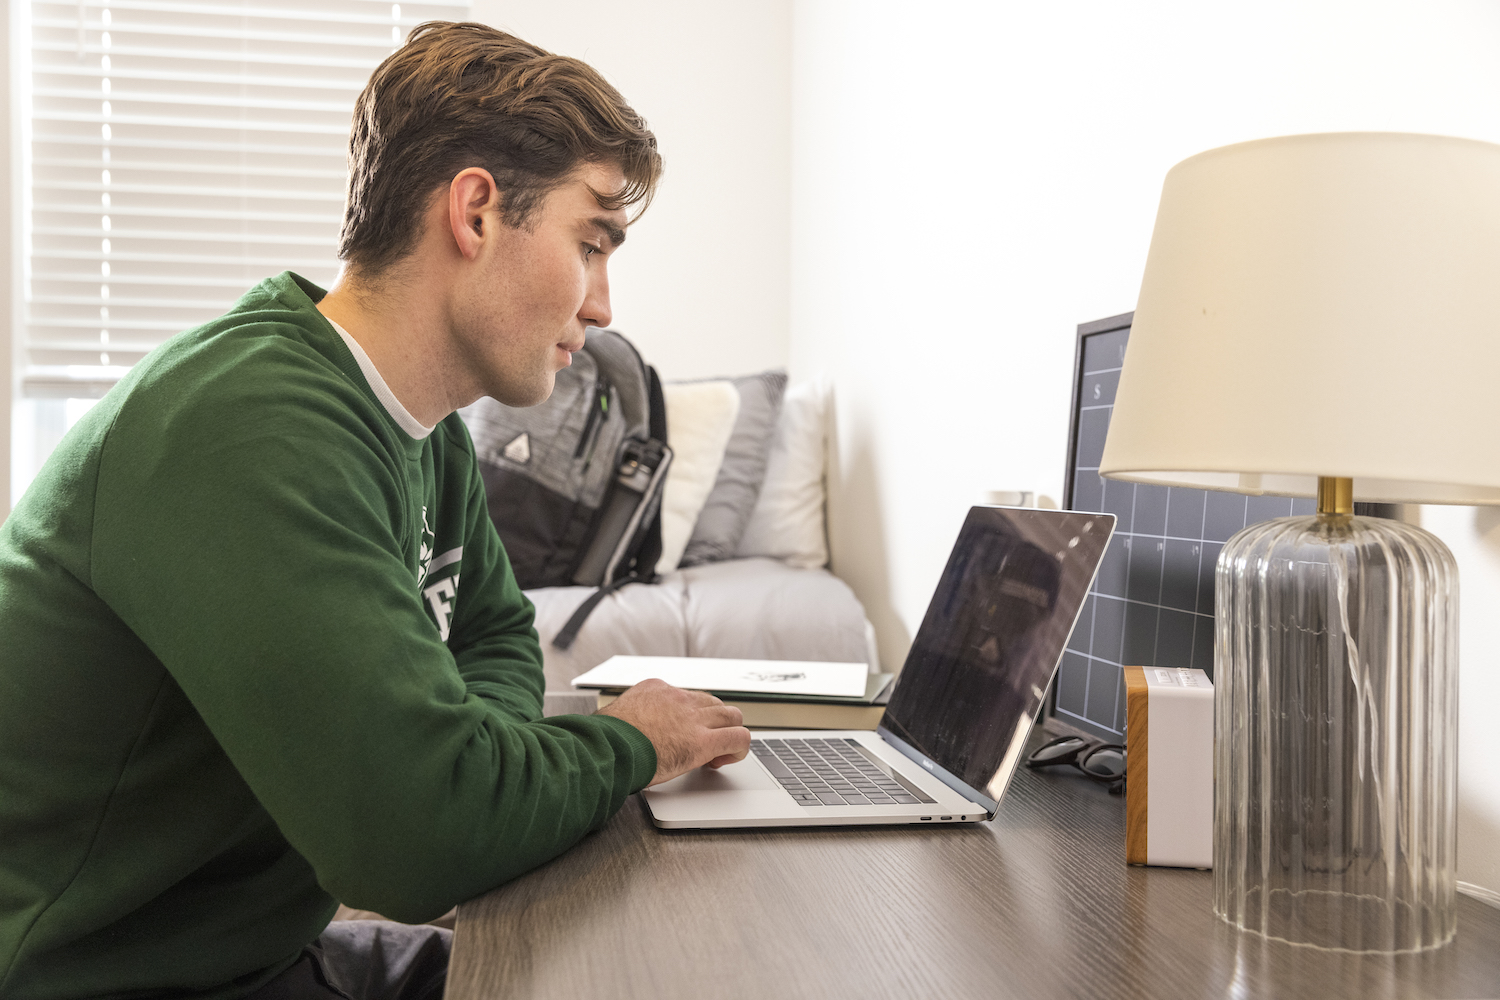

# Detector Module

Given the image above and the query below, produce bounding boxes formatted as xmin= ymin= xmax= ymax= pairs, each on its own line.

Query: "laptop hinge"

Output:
xmin=876 ymin=725 xmax=999 ymax=818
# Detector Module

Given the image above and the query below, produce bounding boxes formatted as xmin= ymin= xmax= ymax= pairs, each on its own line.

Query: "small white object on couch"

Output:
xmin=735 ymin=379 xmax=830 ymax=569
xmin=657 ymin=380 xmax=740 ymax=573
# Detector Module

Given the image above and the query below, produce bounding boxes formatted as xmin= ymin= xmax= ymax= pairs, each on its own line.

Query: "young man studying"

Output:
xmin=0 ymin=22 xmax=750 ymax=999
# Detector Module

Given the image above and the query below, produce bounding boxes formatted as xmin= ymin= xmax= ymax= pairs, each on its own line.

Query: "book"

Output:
xmin=594 ymin=672 xmax=895 ymax=731
xmin=570 ymin=655 xmax=871 ymax=699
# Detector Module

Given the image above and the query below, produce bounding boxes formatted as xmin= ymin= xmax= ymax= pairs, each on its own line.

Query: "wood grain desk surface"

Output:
xmin=448 ymin=732 xmax=1500 ymax=1000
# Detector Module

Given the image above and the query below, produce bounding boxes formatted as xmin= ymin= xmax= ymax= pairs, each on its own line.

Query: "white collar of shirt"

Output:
xmin=326 ymin=318 xmax=435 ymax=440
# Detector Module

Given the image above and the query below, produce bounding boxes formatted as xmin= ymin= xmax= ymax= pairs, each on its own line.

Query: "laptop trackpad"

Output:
xmin=657 ymin=755 xmax=780 ymax=793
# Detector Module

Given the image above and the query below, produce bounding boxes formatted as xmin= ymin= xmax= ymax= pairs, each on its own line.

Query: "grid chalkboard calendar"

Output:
xmin=1048 ymin=312 xmax=1318 ymax=741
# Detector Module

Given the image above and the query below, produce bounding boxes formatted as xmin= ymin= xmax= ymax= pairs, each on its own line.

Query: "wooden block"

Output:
xmin=1123 ymin=666 xmax=1213 ymax=868
xmin=1123 ymin=667 xmax=1150 ymax=865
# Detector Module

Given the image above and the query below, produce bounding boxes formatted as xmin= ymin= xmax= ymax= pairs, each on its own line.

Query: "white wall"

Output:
xmin=468 ymin=0 xmax=793 ymax=382
xmin=2 ymin=1 xmax=15 ymax=517
xmin=791 ymin=0 xmax=1500 ymax=895
xmin=1423 ymin=505 xmax=1500 ymax=895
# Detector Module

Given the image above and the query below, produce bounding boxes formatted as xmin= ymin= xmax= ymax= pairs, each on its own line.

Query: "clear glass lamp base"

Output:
xmin=1213 ymin=513 xmax=1459 ymax=952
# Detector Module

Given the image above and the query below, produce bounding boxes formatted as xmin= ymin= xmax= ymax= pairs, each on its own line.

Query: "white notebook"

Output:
xmin=569 ymin=655 xmax=869 ymax=699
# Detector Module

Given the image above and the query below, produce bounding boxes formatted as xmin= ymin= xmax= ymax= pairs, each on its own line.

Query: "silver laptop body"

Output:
xmin=643 ymin=505 xmax=1116 ymax=829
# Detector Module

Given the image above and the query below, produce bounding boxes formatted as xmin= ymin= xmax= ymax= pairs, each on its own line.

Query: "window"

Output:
xmin=11 ymin=0 xmax=465 ymax=504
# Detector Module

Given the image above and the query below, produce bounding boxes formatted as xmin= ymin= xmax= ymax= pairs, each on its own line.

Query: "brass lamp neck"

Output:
xmin=1317 ymin=477 xmax=1354 ymax=516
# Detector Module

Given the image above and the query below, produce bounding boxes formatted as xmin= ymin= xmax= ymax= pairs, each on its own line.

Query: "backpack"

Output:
xmin=460 ymin=329 xmax=672 ymax=649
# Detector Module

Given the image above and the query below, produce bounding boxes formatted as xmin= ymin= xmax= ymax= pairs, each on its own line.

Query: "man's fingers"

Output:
xmin=704 ymin=723 xmax=751 ymax=764
xmin=700 ymin=704 xmax=743 ymax=729
xmin=704 ymin=745 xmax=751 ymax=769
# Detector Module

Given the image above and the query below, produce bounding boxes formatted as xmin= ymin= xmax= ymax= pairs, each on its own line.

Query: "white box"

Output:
xmin=1124 ymin=666 xmax=1213 ymax=869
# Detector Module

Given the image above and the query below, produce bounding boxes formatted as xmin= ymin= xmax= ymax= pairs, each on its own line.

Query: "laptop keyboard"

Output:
xmin=751 ymin=737 xmax=936 ymax=807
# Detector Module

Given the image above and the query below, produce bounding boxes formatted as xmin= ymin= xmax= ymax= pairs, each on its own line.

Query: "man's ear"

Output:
xmin=448 ymin=168 xmax=500 ymax=261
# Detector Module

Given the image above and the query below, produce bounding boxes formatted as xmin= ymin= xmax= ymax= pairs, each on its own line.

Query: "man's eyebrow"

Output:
xmin=590 ymin=217 xmax=626 ymax=248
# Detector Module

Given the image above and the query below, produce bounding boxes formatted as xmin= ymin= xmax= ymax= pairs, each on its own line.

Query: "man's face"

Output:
xmin=451 ymin=161 xmax=628 ymax=408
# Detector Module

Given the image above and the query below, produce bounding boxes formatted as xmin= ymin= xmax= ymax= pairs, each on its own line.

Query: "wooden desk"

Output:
xmin=447 ymin=733 xmax=1500 ymax=1000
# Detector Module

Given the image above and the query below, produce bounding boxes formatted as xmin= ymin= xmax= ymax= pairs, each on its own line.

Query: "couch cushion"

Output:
xmin=679 ymin=557 xmax=869 ymax=664
xmin=736 ymin=380 xmax=829 ymax=568
xmin=525 ymin=558 xmax=873 ymax=690
xmin=657 ymin=381 xmax=740 ymax=573
xmin=681 ymin=370 xmax=789 ymax=566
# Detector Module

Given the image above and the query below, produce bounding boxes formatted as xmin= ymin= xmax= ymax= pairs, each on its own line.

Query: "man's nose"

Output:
xmin=580 ymin=267 xmax=611 ymax=329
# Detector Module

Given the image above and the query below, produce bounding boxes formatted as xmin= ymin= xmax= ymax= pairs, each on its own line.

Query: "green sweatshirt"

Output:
xmin=0 ymin=272 xmax=657 ymax=998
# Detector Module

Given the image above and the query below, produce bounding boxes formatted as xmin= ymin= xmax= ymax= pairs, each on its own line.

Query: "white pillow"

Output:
xmin=735 ymin=379 xmax=829 ymax=568
xmin=657 ymin=381 xmax=740 ymax=573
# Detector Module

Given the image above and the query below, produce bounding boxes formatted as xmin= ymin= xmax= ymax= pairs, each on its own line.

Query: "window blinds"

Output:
xmin=22 ymin=0 xmax=467 ymax=398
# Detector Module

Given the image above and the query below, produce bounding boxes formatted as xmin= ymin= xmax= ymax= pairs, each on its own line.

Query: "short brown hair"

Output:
xmin=339 ymin=22 xmax=662 ymax=275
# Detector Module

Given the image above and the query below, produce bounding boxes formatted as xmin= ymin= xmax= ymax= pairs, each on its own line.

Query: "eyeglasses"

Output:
xmin=1025 ymin=735 xmax=1126 ymax=794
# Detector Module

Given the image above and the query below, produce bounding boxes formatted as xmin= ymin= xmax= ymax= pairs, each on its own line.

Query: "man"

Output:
xmin=0 ymin=22 xmax=749 ymax=998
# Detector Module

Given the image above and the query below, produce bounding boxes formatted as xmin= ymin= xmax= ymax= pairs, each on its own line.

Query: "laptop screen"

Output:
xmin=879 ymin=506 xmax=1115 ymax=803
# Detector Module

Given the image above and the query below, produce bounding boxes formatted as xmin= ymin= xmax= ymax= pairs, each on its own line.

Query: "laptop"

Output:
xmin=642 ymin=505 xmax=1116 ymax=829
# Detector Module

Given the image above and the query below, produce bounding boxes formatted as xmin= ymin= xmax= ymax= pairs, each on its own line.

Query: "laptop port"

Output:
xmin=920 ymin=816 xmax=932 ymax=821
xmin=940 ymin=816 xmax=952 ymax=820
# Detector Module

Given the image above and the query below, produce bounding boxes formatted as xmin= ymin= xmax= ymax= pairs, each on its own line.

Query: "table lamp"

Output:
xmin=1099 ymin=132 xmax=1500 ymax=953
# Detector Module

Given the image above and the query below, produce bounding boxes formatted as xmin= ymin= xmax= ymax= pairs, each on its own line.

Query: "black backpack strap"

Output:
xmin=646 ymin=364 xmax=667 ymax=441
xmin=624 ymin=366 xmax=668 ymax=583
xmin=552 ymin=572 xmax=645 ymax=650
xmin=551 ymin=361 xmax=669 ymax=650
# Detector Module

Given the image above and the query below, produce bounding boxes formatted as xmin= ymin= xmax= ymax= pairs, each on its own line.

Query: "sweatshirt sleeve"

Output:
xmin=90 ymin=354 xmax=656 ymax=923
xmin=439 ymin=430 xmax=657 ymax=768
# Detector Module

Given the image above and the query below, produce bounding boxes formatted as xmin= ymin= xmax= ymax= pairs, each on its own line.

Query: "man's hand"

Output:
xmin=596 ymin=678 xmax=752 ymax=786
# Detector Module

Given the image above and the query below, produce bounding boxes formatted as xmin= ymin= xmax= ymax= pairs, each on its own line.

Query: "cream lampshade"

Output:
xmin=1100 ymin=132 xmax=1500 ymax=952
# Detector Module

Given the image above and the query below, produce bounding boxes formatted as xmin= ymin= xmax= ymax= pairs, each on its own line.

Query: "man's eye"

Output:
xmin=583 ymin=244 xmax=600 ymax=256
